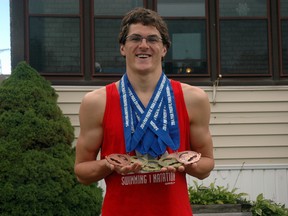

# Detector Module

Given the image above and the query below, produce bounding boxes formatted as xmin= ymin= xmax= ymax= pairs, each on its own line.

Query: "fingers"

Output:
xmin=105 ymin=158 xmax=115 ymax=171
xmin=177 ymin=165 xmax=185 ymax=172
xmin=111 ymin=163 xmax=198 ymax=174
xmin=114 ymin=162 xmax=143 ymax=175
xmin=160 ymin=166 xmax=177 ymax=173
xmin=106 ymin=157 xmax=198 ymax=175
xmin=180 ymin=163 xmax=198 ymax=173
xmin=159 ymin=164 xmax=198 ymax=173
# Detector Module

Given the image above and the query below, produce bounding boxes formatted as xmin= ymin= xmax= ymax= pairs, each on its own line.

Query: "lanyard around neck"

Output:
xmin=119 ymin=73 xmax=180 ymax=157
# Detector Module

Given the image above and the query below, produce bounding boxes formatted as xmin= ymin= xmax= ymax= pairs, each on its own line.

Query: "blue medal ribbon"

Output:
xmin=119 ymin=73 xmax=180 ymax=157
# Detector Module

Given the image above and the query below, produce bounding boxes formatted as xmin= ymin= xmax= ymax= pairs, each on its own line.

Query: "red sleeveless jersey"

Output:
xmin=101 ymin=80 xmax=193 ymax=216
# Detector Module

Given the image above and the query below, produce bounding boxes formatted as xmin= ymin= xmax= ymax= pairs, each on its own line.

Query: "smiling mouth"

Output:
xmin=136 ymin=54 xmax=151 ymax=58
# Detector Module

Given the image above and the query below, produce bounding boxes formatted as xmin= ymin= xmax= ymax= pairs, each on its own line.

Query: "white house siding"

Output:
xmin=55 ymin=85 xmax=288 ymax=206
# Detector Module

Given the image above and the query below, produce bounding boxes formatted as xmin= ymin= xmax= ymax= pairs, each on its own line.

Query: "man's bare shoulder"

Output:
xmin=180 ymin=83 xmax=209 ymax=103
xmin=80 ymin=86 xmax=107 ymax=115
xmin=83 ymin=86 xmax=106 ymax=102
xmin=180 ymin=83 xmax=211 ymax=125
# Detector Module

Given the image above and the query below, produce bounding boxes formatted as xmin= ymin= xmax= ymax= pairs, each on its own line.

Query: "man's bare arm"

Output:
xmin=74 ymin=88 xmax=112 ymax=185
xmin=182 ymin=84 xmax=214 ymax=179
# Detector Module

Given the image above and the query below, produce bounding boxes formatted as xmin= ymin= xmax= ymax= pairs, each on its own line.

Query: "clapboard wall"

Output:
xmin=55 ymin=85 xmax=288 ymax=205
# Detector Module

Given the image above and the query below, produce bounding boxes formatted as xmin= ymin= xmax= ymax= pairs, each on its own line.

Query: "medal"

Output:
xmin=105 ymin=150 xmax=201 ymax=172
xmin=142 ymin=160 xmax=162 ymax=172
xmin=175 ymin=151 xmax=201 ymax=165
xmin=130 ymin=155 xmax=148 ymax=166
xmin=158 ymin=157 xmax=182 ymax=168
xmin=106 ymin=154 xmax=131 ymax=167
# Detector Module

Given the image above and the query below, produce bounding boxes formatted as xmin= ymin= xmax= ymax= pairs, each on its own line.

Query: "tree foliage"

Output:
xmin=0 ymin=62 xmax=103 ymax=215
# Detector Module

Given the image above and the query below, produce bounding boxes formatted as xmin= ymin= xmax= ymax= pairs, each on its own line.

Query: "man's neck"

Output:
xmin=126 ymin=70 xmax=163 ymax=107
xmin=127 ymin=70 xmax=162 ymax=91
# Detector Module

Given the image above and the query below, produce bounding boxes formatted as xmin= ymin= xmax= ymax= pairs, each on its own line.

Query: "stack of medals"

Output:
xmin=106 ymin=151 xmax=201 ymax=172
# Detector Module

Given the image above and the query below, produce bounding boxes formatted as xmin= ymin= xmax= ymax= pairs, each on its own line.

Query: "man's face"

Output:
xmin=120 ymin=23 xmax=167 ymax=74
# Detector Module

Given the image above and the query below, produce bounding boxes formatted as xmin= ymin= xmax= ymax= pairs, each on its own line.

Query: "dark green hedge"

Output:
xmin=0 ymin=62 xmax=103 ymax=216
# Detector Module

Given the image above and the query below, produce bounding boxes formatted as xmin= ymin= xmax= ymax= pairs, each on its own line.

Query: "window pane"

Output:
xmin=219 ymin=0 xmax=267 ymax=17
xmin=94 ymin=19 xmax=125 ymax=74
xmin=157 ymin=0 xmax=205 ymax=17
xmin=94 ymin=0 xmax=143 ymax=16
xmin=220 ymin=20 xmax=269 ymax=75
xmin=282 ymin=21 xmax=288 ymax=74
xmin=164 ymin=20 xmax=207 ymax=75
xmin=29 ymin=0 xmax=79 ymax=14
xmin=29 ymin=17 xmax=81 ymax=73
xmin=281 ymin=0 xmax=288 ymax=16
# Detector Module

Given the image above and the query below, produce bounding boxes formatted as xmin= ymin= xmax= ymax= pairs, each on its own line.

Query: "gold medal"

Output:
xmin=158 ymin=157 xmax=182 ymax=168
xmin=130 ymin=155 xmax=148 ymax=167
xmin=142 ymin=160 xmax=162 ymax=172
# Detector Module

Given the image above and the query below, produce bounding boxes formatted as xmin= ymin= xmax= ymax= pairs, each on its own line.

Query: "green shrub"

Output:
xmin=252 ymin=194 xmax=288 ymax=216
xmin=189 ymin=180 xmax=288 ymax=216
xmin=0 ymin=62 xmax=103 ymax=216
xmin=189 ymin=180 xmax=249 ymax=205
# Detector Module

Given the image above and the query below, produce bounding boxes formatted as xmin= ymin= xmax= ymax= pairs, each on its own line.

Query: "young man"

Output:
xmin=74 ymin=7 xmax=214 ymax=216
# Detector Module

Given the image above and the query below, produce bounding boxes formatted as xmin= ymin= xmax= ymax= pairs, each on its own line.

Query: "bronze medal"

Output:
xmin=106 ymin=154 xmax=131 ymax=167
xmin=176 ymin=151 xmax=201 ymax=165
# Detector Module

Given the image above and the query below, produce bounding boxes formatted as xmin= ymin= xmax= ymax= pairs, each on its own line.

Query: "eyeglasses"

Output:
xmin=125 ymin=34 xmax=162 ymax=45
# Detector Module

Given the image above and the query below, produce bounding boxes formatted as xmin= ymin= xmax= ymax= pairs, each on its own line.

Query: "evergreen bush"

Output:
xmin=0 ymin=62 xmax=103 ymax=216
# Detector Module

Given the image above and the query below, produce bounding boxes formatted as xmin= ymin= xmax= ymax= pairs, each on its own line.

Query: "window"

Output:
xmin=14 ymin=0 xmax=287 ymax=84
xmin=218 ymin=0 xmax=270 ymax=76
xmin=158 ymin=0 xmax=208 ymax=76
xmin=93 ymin=0 xmax=143 ymax=75
xmin=28 ymin=0 xmax=81 ymax=75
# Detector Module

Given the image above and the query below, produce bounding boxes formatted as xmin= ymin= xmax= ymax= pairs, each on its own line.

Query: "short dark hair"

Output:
xmin=118 ymin=7 xmax=171 ymax=49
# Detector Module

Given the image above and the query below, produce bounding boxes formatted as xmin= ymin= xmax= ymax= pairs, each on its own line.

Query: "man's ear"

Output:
xmin=162 ymin=46 xmax=167 ymax=58
xmin=120 ymin=44 xmax=126 ymax=57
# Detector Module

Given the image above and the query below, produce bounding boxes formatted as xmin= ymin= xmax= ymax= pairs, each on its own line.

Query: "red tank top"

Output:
xmin=101 ymin=80 xmax=193 ymax=216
